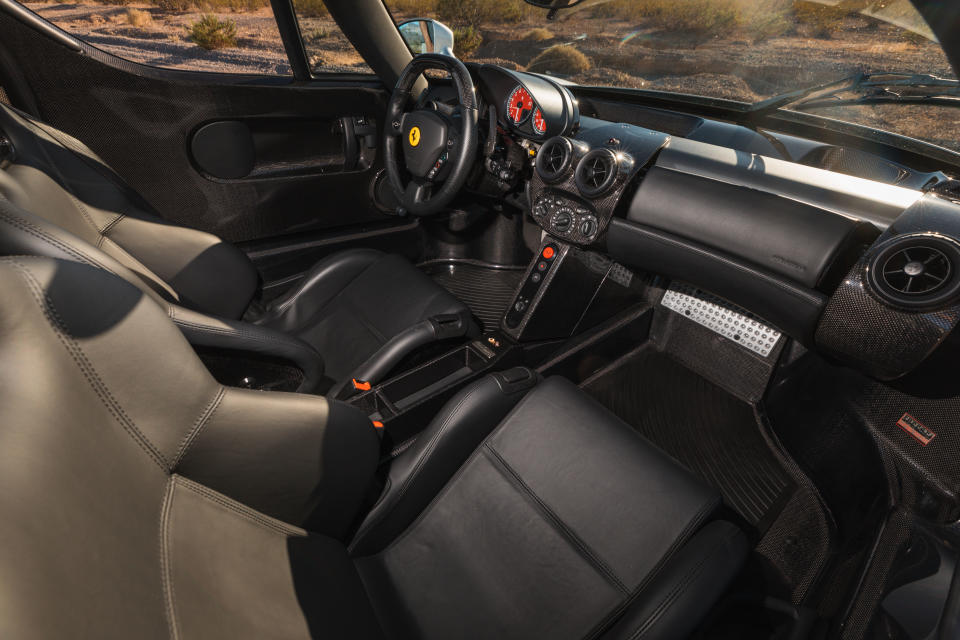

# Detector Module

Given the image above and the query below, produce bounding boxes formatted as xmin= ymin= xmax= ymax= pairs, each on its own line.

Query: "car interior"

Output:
xmin=2 ymin=0 xmax=960 ymax=638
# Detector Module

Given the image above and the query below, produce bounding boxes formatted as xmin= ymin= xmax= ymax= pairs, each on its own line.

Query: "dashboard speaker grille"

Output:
xmin=868 ymin=235 xmax=960 ymax=309
xmin=575 ymin=148 xmax=618 ymax=197
xmin=535 ymin=136 xmax=573 ymax=183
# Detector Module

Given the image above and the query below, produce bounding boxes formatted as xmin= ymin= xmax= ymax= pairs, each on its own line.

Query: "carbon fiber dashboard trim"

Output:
xmin=528 ymin=124 xmax=668 ymax=245
xmin=816 ymin=194 xmax=960 ymax=380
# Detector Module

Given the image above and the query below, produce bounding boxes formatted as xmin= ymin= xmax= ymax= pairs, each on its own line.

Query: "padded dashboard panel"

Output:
xmin=607 ymin=219 xmax=827 ymax=342
xmin=626 ymin=166 xmax=879 ymax=290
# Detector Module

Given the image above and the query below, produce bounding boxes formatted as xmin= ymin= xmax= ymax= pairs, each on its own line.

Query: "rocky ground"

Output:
xmin=26 ymin=2 xmax=960 ymax=151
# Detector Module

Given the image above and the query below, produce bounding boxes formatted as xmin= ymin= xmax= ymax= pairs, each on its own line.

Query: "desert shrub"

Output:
xmin=384 ymin=0 xmax=439 ymax=14
xmin=590 ymin=0 xmax=651 ymax=20
xmin=792 ymin=0 xmax=848 ymax=37
xmin=437 ymin=0 xmax=533 ymax=26
xmin=454 ymin=25 xmax=483 ymax=57
xmin=155 ymin=0 xmax=193 ymax=11
xmin=742 ymin=0 xmax=794 ymax=42
xmin=187 ymin=13 xmax=237 ymax=49
xmin=125 ymin=8 xmax=153 ymax=26
xmin=592 ymin=0 xmax=741 ymax=40
xmin=522 ymin=27 xmax=553 ymax=41
xmin=304 ymin=27 xmax=329 ymax=43
xmin=526 ymin=44 xmax=590 ymax=75
xmin=293 ymin=0 xmax=328 ymax=18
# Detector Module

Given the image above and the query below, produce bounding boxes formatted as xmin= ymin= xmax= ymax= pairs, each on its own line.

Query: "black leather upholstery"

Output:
xmin=357 ymin=376 xmax=739 ymax=640
xmin=350 ymin=367 xmax=539 ymax=555
xmin=0 ymin=257 xmax=746 ymax=639
xmin=0 ymin=104 xmax=257 ymax=318
xmin=0 ymin=102 xmax=473 ymax=391
xmin=253 ymin=248 xmax=474 ymax=386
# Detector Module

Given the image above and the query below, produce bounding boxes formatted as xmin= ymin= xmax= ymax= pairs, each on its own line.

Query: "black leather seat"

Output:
xmin=0 ymin=103 xmax=473 ymax=393
xmin=0 ymin=256 xmax=748 ymax=639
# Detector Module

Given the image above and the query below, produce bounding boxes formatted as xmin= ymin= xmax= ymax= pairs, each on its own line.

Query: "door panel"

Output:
xmin=0 ymin=9 xmax=395 ymax=244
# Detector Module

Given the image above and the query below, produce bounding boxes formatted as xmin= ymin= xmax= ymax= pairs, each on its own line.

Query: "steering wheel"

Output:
xmin=384 ymin=54 xmax=479 ymax=216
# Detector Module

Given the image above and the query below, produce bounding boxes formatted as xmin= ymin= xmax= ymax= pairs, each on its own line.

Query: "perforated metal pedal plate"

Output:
xmin=661 ymin=282 xmax=782 ymax=357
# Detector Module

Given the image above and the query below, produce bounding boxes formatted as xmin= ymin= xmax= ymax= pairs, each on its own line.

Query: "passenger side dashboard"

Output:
xmin=524 ymin=114 xmax=960 ymax=382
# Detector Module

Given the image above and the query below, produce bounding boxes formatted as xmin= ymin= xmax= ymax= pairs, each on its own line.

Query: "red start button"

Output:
xmin=542 ymin=246 xmax=556 ymax=260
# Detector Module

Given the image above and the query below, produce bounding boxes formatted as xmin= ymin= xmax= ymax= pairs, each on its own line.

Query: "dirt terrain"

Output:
xmin=25 ymin=2 xmax=960 ymax=151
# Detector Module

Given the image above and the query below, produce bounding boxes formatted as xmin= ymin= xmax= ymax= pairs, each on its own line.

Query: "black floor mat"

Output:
xmin=582 ymin=347 xmax=792 ymax=530
xmin=421 ymin=261 xmax=524 ymax=332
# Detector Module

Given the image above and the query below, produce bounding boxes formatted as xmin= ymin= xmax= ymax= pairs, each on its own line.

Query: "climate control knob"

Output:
xmin=552 ymin=208 xmax=573 ymax=233
xmin=580 ymin=217 xmax=598 ymax=237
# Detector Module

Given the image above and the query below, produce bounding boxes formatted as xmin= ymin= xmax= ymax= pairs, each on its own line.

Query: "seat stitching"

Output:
xmin=270 ymin=251 xmax=381 ymax=316
xmin=9 ymin=260 xmax=169 ymax=469
xmin=29 ymin=118 xmax=142 ymax=234
xmin=174 ymin=475 xmax=306 ymax=537
xmin=159 ymin=476 xmax=180 ymax=640
xmin=628 ymin=526 xmax=742 ymax=640
xmin=170 ymin=315 xmax=321 ymax=351
xmin=365 ymin=386 xmax=548 ymax=556
xmin=484 ymin=443 xmax=630 ymax=595
xmin=0 ymin=206 xmax=100 ymax=266
xmin=350 ymin=381 xmax=485 ymax=547
xmin=99 ymin=213 xmax=126 ymax=238
xmin=28 ymin=131 xmax=106 ymax=238
xmin=342 ymin=297 xmax=389 ymax=343
xmin=171 ymin=387 xmax=225 ymax=469
xmin=99 ymin=234 xmax=176 ymax=299
xmin=583 ymin=495 xmax=721 ymax=640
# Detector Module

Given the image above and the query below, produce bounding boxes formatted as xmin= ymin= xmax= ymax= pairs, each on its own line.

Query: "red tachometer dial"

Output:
xmin=532 ymin=108 xmax=547 ymax=135
xmin=506 ymin=86 xmax=534 ymax=125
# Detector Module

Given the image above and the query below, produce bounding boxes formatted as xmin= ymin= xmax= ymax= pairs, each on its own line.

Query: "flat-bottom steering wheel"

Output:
xmin=384 ymin=54 xmax=479 ymax=216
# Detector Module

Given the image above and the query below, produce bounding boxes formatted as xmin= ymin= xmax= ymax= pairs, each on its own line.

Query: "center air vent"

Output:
xmin=868 ymin=234 xmax=960 ymax=309
xmin=535 ymin=136 xmax=573 ymax=183
xmin=575 ymin=148 xmax=618 ymax=197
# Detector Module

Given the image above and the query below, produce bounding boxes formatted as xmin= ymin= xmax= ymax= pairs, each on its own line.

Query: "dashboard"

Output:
xmin=440 ymin=64 xmax=960 ymax=383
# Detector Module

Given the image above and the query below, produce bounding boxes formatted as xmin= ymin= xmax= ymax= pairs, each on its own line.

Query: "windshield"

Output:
xmin=385 ymin=0 xmax=960 ymax=152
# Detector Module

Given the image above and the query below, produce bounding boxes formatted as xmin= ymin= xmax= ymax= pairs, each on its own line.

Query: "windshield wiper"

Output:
xmin=747 ymin=72 xmax=960 ymax=117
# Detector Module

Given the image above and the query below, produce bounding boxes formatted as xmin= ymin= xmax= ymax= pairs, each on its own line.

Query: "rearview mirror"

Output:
xmin=398 ymin=19 xmax=455 ymax=58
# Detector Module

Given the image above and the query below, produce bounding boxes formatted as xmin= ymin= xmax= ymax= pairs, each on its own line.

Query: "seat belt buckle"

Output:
xmin=352 ymin=378 xmax=372 ymax=391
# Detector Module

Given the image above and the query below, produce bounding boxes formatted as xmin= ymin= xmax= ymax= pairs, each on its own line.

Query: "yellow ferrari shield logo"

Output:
xmin=408 ymin=126 xmax=421 ymax=147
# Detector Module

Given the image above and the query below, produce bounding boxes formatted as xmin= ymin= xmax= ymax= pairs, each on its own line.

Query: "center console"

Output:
xmin=345 ymin=242 xmax=650 ymax=444
xmin=504 ymin=240 xmax=641 ymax=341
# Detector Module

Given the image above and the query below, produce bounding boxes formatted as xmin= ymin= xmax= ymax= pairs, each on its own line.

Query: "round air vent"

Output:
xmin=535 ymin=136 xmax=574 ymax=183
xmin=868 ymin=234 xmax=960 ymax=309
xmin=575 ymin=148 xmax=619 ymax=197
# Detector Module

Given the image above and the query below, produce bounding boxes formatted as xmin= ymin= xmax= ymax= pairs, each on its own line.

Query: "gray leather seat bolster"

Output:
xmin=177 ymin=393 xmax=381 ymax=540
xmin=0 ymin=102 xmax=258 ymax=319
xmin=164 ymin=475 xmax=386 ymax=640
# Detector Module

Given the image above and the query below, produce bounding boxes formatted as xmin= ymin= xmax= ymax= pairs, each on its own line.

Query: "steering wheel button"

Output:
xmin=537 ymin=261 xmax=547 ymax=271
xmin=542 ymin=246 xmax=555 ymax=260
